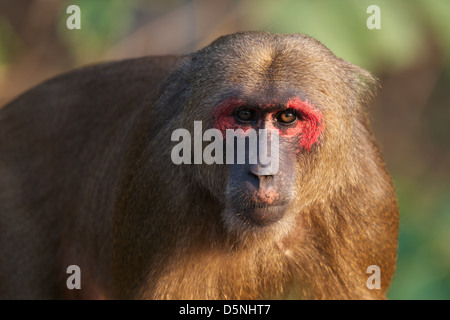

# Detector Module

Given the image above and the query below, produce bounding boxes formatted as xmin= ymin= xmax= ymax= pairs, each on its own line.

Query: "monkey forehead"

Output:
xmin=195 ymin=33 xmax=336 ymax=77
xmin=204 ymin=31 xmax=334 ymax=61
xmin=188 ymin=34 xmax=347 ymax=105
xmin=201 ymin=53 xmax=332 ymax=89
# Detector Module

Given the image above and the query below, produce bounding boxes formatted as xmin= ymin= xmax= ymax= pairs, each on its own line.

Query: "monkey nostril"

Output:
xmin=257 ymin=175 xmax=274 ymax=184
xmin=248 ymin=166 xmax=274 ymax=179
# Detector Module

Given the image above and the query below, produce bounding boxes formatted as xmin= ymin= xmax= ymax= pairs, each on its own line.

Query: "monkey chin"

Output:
xmin=221 ymin=202 xmax=295 ymax=244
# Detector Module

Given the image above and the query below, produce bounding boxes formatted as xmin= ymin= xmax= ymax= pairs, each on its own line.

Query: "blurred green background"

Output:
xmin=0 ymin=0 xmax=449 ymax=299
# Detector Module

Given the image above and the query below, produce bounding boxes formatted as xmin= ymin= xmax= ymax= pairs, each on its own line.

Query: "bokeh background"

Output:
xmin=0 ymin=0 xmax=449 ymax=299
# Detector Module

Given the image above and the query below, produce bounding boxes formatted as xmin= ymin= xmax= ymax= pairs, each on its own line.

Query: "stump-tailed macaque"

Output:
xmin=0 ymin=32 xmax=399 ymax=299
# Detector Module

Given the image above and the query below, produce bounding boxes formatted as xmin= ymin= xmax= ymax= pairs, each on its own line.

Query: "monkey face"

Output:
xmin=211 ymin=96 xmax=323 ymax=232
xmin=179 ymin=32 xmax=368 ymax=236
xmin=223 ymin=133 xmax=298 ymax=227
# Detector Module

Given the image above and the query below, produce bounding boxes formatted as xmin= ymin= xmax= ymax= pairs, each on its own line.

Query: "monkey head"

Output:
xmin=174 ymin=32 xmax=375 ymax=239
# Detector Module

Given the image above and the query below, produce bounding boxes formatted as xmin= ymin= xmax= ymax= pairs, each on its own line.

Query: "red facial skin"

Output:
xmin=211 ymin=97 xmax=324 ymax=151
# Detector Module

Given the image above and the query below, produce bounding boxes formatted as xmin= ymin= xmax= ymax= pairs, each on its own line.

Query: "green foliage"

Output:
xmin=0 ymin=19 xmax=19 ymax=66
xmin=388 ymin=176 xmax=450 ymax=299
xmin=56 ymin=0 xmax=135 ymax=61
xmin=254 ymin=0 xmax=450 ymax=72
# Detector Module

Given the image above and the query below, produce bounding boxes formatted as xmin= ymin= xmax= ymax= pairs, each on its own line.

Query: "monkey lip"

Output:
xmin=242 ymin=197 xmax=289 ymax=209
xmin=238 ymin=204 xmax=288 ymax=226
xmin=230 ymin=182 xmax=290 ymax=226
xmin=242 ymin=181 xmax=283 ymax=204
xmin=251 ymin=188 xmax=279 ymax=205
xmin=237 ymin=195 xmax=289 ymax=226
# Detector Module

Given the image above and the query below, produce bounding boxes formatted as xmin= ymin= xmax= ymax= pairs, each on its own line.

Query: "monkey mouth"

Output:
xmin=226 ymin=185 xmax=290 ymax=227
xmin=249 ymin=187 xmax=280 ymax=206
xmin=235 ymin=202 xmax=289 ymax=226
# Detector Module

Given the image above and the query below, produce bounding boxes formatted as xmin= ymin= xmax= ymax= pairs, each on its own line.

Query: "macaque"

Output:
xmin=0 ymin=32 xmax=399 ymax=299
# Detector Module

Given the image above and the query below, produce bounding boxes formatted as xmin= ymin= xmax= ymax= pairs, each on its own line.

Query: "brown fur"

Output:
xmin=0 ymin=32 xmax=398 ymax=299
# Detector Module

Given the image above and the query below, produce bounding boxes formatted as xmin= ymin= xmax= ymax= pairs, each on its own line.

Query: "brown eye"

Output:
xmin=277 ymin=109 xmax=297 ymax=124
xmin=235 ymin=109 xmax=254 ymax=122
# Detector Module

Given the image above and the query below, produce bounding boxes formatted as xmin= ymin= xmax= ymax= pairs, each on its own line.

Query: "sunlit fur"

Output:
xmin=0 ymin=32 xmax=398 ymax=299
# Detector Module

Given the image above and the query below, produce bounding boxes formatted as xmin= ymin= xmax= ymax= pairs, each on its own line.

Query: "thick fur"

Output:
xmin=0 ymin=32 xmax=398 ymax=299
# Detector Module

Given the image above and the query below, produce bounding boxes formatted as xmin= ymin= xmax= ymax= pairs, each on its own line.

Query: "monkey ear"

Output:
xmin=339 ymin=59 xmax=379 ymax=110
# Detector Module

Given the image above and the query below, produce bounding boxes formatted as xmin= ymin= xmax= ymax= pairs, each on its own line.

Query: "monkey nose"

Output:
xmin=248 ymin=164 xmax=275 ymax=178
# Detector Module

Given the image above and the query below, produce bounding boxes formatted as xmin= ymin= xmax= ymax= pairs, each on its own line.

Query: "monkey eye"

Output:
xmin=235 ymin=108 xmax=255 ymax=123
xmin=276 ymin=109 xmax=297 ymax=124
